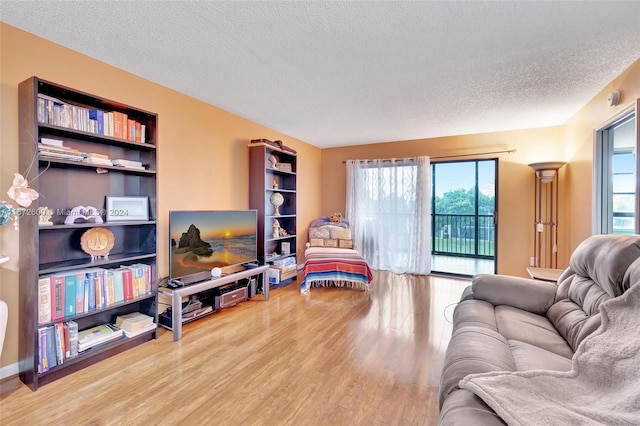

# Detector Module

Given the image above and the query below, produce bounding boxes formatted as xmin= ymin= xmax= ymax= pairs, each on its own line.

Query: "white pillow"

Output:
xmin=329 ymin=225 xmax=351 ymax=240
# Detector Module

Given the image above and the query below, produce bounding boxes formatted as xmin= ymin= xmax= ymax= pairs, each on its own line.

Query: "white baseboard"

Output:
xmin=0 ymin=362 xmax=20 ymax=380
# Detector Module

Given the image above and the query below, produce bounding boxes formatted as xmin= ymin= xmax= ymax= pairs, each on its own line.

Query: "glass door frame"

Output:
xmin=594 ymin=99 xmax=639 ymax=235
xmin=430 ymin=158 xmax=498 ymax=272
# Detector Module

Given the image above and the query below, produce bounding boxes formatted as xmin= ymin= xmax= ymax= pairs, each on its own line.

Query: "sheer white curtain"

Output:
xmin=346 ymin=156 xmax=431 ymax=275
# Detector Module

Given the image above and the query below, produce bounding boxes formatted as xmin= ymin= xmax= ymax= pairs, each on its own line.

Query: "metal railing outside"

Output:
xmin=432 ymin=213 xmax=494 ymax=257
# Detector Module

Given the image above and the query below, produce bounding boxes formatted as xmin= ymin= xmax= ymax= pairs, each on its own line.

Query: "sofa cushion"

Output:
xmin=439 ymin=389 xmax=506 ymax=426
xmin=472 ymin=274 xmax=557 ymax=315
xmin=508 ymin=340 xmax=572 ymax=371
xmin=546 ymin=297 xmax=603 ymax=352
xmin=495 ymin=306 xmax=574 ymax=358
xmin=439 ymin=327 xmax=516 ymax=407
xmin=452 ymin=299 xmax=498 ymax=333
xmin=563 ymin=233 xmax=640 ymax=298
xmin=546 ymin=233 xmax=640 ymax=349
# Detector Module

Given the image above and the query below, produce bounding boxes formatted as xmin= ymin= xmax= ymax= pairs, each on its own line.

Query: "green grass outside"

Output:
xmin=433 ymin=237 xmax=495 ymax=256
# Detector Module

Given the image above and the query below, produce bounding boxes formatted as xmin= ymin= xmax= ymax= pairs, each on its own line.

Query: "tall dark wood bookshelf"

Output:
xmin=249 ymin=142 xmax=297 ymax=284
xmin=18 ymin=77 xmax=158 ymax=390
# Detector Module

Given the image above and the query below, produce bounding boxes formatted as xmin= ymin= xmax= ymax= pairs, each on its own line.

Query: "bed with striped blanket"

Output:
xmin=301 ymin=247 xmax=373 ymax=294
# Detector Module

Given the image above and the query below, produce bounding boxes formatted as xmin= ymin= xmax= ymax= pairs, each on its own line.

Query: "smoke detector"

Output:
xmin=607 ymin=91 xmax=620 ymax=107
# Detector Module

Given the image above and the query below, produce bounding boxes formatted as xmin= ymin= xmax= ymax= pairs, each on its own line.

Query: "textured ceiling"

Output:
xmin=2 ymin=1 xmax=640 ymax=148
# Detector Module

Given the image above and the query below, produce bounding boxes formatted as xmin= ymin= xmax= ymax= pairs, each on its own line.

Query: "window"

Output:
xmin=595 ymin=103 xmax=638 ymax=235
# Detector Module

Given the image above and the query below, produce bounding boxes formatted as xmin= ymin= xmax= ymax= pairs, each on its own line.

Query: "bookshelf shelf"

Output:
xmin=18 ymin=76 xmax=159 ymax=391
xmin=265 ymin=234 xmax=297 ymax=242
xmin=39 ymin=221 xmax=157 ymax=230
xmin=35 ymin=332 xmax=153 ymax=388
xmin=37 ymin=293 xmax=156 ymax=327
xmin=39 ymin=157 xmax=157 ymax=174
xmin=38 ymin=123 xmax=157 ymax=150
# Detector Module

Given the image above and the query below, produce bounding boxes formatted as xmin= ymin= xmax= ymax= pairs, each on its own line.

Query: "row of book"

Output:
xmin=37 ymin=94 xmax=147 ymax=143
xmin=38 ymin=320 xmax=78 ymax=373
xmin=38 ymin=264 xmax=153 ymax=325
xmin=38 ymin=137 xmax=147 ymax=170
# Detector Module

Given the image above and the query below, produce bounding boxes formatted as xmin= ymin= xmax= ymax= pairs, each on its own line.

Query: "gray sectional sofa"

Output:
xmin=438 ymin=234 xmax=640 ymax=425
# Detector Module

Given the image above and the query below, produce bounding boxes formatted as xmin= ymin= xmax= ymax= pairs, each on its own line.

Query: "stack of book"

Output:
xmin=82 ymin=152 xmax=113 ymax=166
xmin=38 ymin=137 xmax=84 ymax=161
xmin=78 ymin=323 xmax=123 ymax=352
xmin=112 ymin=159 xmax=145 ymax=171
xmin=115 ymin=312 xmax=156 ymax=338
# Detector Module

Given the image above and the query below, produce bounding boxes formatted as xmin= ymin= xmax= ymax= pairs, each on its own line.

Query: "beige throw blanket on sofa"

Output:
xmin=460 ymin=283 xmax=640 ymax=426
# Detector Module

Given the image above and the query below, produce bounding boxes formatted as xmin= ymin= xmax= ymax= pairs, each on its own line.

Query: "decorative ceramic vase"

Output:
xmin=270 ymin=192 xmax=284 ymax=216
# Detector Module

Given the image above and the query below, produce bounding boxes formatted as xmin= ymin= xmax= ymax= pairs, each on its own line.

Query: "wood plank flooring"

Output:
xmin=0 ymin=271 xmax=469 ymax=425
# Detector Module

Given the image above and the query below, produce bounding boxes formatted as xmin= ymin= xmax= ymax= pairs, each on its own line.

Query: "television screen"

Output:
xmin=169 ymin=210 xmax=258 ymax=284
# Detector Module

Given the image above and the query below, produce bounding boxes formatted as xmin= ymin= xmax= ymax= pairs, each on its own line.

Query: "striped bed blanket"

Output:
xmin=301 ymin=247 xmax=373 ymax=294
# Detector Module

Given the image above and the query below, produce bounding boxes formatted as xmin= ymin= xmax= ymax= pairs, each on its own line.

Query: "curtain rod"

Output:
xmin=342 ymin=149 xmax=516 ymax=163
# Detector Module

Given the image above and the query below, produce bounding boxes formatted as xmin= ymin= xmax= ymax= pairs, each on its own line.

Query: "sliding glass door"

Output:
xmin=431 ymin=159 xmax=497 ymax=275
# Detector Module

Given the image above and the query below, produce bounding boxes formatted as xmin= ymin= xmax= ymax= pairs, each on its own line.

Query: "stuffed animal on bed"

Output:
xmin=329 ymin=212 xmax=343 ymax=223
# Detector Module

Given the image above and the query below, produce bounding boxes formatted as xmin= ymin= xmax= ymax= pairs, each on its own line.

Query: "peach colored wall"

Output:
xmin=563 ymin=59 xmax=640 ymax=251
xmin=322 ymin=58 xmax=640 ymax=280
xmin=321 ymin=127 xmax=567 ymax=278
xmin=0 ymin=24 xmax=322 ymax=368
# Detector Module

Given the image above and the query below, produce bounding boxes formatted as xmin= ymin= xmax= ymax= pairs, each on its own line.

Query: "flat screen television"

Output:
xmin=169 ymin=210 xmax=258 ymax=285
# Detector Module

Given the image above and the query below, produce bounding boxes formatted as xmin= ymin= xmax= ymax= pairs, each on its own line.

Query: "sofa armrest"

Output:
xmin=471 ymin=274 xmax=557 ymax=315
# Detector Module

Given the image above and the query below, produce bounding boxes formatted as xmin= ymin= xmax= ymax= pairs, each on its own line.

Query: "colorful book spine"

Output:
xmin=38 ymin=327 xmax=49 ymax=373
xmin=54 ymin=322 xmax=65 ymax=365
xmin=128 ymin=119 xmax=136 ymax=141
xmin=129 ymin=266 xmax=141 ymax=297
xmin=64 ymin=273 xmax=77 ymax=318
xmin=140 ymin=124 xmax=146 ymax=143
xmin=38 ymin=277 xmax=51 ymax=325
xmin=50 ymin=276 xmax=65 ymax=321
xmin=63 ymin=322 xmax=70 ymax=359
xmin=121 ymin=112 xmax=128 ymax=140
xmin=122 ymin=268 xmax=133 ymax=300
xmin=99 ymin=269 xmax=108 ymax=308
xmin=45 ymin=326 xmax=58 ymax=369
xmin=106 ymin=272 xmax=115 ymax=306
xmin=132 ymin=263 xmax=152 ymax=293
xmin=75 ymin=273 xmax=86 ymax=315
xmin=87 ymin=271 xmax=97 ymax=312
xmin=84 ymin=274 xmax=90 ymax=313
xmin=88 ymin=109 xmax=104 ymax=135
xmin=112 ymin=269 xmax=124 ymax=303
xmin=113 ymin=112 xmax=122 ymax=138
xmin=66 ymin=320 xmax=79 ymax=358
xmin=95 ymin=271 xmax=103 ymax=309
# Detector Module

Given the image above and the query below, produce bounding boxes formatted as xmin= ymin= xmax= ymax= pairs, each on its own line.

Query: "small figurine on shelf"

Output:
xmin=38 ymin=206 xmax=54 ymax=226
xmin=273 ymin=218 xmax=282 ymax=238
xmin=272 ymin=179 xmax=278 ymax=189
xmin=268 ymin=154 xmax=278 ymax=169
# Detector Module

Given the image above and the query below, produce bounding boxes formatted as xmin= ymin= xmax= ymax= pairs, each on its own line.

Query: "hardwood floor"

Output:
xmin=0 ymin=271 xmax=469 ymax=425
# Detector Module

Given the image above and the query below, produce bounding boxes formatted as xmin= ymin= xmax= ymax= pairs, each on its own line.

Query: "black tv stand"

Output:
xmin=158 ymin=265 xmax=269 ymax=340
